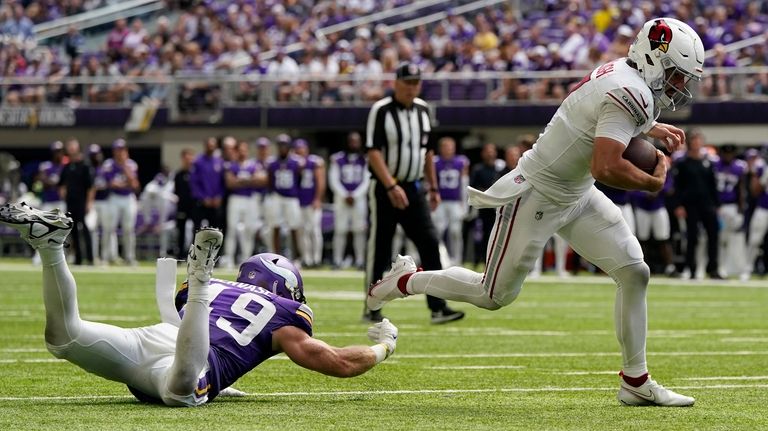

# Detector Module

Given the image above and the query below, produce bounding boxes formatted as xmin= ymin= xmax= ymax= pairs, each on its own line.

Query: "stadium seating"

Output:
xmin=2 ymin=0 xmax=768 ymax=108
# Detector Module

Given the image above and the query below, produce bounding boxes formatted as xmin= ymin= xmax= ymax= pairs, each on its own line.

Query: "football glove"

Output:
xmin=367 ymin=318 xmax=398 ymax=357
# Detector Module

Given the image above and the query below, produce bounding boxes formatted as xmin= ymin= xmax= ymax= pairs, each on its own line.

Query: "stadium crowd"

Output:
xmin=3 ymin=131 xmax=768 ymax=282
xmin=2 ymin=0 xmax=768 ymax=106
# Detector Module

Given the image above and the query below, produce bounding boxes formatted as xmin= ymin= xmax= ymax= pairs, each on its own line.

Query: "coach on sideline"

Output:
xmin=362 ymin=62 xmax=464 ymax=324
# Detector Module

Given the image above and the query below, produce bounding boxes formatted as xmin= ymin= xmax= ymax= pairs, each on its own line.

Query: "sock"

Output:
xmin=398 ymin=272 xmax=416 ymax=295
xmin=38 ymin=246 xmax=65 ymax=266
xmin=186 ymin=277 xmax=210 ymax=305
xmin=620 ymin=371 xmax=649 ymax=387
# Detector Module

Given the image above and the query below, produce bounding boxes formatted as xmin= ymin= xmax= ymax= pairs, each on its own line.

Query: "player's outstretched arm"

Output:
xmin=274 ymin=320 xmax=397 ymax=378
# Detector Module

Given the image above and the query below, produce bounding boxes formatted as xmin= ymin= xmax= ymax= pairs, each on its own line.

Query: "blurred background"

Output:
xmin=1 ymin=0 xmax=767 ymax=279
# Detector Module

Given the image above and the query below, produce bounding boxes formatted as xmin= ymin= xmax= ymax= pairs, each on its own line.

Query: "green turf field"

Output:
xmin=1 ymin=262 xmax=767 ymax=430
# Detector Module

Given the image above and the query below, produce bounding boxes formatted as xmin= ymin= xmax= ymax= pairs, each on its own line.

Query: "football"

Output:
xmin=622 ymin=137 xmax=659 ymax=174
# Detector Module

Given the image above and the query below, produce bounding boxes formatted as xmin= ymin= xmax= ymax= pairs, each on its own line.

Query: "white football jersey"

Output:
xmin=518 ymin=58 xmax=657 ymax=205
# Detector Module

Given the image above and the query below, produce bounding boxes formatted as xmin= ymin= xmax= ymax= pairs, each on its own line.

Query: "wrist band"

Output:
xmin=370 ymin=343 xmax=389 ymax=363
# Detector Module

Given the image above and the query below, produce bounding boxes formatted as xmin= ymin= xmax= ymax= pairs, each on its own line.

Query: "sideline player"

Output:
xmin=0 ymin=202 xmax=398 ymax=406
xmin=433 ymin=137 xmax=470 ymax=266
xmin=368 ymin=18 xmax=702 ymax=406
xmin=329 ymin=132 xmax=369 ymax=269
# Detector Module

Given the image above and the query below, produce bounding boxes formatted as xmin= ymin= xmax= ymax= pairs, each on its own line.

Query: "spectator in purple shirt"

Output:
xmin=190 ymin=136 xmax=225 ymax=234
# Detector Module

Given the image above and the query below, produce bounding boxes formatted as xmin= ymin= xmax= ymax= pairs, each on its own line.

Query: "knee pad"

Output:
xmin=487 ymin=265 xmax=527 ymax=308
xmin=611 ymin=261 xmax=650 ymax=289
xmin=46 ymin=339 xmax=75 ymax=359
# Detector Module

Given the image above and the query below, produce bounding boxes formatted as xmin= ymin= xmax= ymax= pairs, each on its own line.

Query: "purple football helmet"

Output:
xmin=237 ymin=253 xmax=305 ymax=303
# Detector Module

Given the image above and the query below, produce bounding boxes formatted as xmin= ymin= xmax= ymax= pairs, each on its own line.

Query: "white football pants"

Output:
xmin=406 ymin=186 xmax=649 ymax=376
xmin=333 ymin=198 xmax=367 ymax=267
xmin=104 ymin=194 xmax=137 ymax=263
xmin=432 ymin=200 xmax=466 ymax=265
xmin=224 ymin=194 xmax=260 ymax=265
xmin=37 ymin=246 xmax=210 ymax=406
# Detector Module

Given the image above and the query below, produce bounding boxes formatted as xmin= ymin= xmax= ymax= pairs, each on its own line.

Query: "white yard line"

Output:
xmin=4 ymin=350 xmax=768 ymax=364
xmin=1 ymin=384 xmax=767 ymax=402
xmin=395 ymin=351 xmax=768 ymax=359
xmin=427 ymin=365 xmax=525 ymax=370
xmin=2 ymin=262 xmax=768 ymax=287
xmin=680 ymin=376 xmax=768 ymax=381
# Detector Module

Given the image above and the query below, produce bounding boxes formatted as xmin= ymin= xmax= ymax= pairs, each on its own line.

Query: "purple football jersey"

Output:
xmin=757 ymin=166 xmax=768 ymax=209
xmin=225 ymin=159 xmax=258 ymax=197
xmin=598 ymin=184 xmax=630 ymax=205
xmin=191 ymin=154 xmax=226 ymax=200
xmin=714 ymin=158 xmax=747 ymax=204
xmin=103 ymin=158 xmax=139 ymax=196
xmin=331 ymin=151 xmax=367 ymax=192
xmin=175 ymin=278 xmax=313 ymax=402
xmin=93 ymin=164 xmax=110 ymax=201
xmin=253 ymin=159 xmax=268 ymax=196
xmin=435 ymin=155 xmax=469 ymax=201
xmin=38 ymin=161 xmax=64 ymax=203
xmin=298 ymin=154 xmax=324 ymax=207
xmin=631 ymin=174 xmax=672 ymax=211
xmin=268 ymin=154 xmax=303 ymax=198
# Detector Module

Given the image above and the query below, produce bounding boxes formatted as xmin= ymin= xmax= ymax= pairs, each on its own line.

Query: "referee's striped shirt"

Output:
xmin=365 ymin=96 xmax=433 ymax=182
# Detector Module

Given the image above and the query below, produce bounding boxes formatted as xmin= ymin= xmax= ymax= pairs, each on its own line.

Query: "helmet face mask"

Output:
xmin=237 ymin=253 xmax=305 ymax=303
xmin=628 ymin=18 xmax=705 ymax=111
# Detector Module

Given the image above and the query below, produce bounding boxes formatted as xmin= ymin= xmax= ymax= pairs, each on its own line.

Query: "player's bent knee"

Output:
xmin=612 ymin=261 xmax=650 ymax=289
xmin=167 ymin=369 xmax=200 ymax=396
xmin=483 ymin=299 xmax=503 ymax=311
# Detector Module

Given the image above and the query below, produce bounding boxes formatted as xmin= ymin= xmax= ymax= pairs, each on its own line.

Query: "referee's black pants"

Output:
xmin=365 ymin=180 xmax=447 ymax=313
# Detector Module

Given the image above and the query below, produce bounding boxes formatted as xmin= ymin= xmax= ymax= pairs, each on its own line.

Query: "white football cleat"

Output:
xmin=0 ymin=202 xmax=72 ymax=249
xmin=618 ymin=376 xmax=695 ymax=407
xmin=186 ymin=227 xmax=223 ymax=284
xmin=367 ymin=255 xmax=418 ymax=311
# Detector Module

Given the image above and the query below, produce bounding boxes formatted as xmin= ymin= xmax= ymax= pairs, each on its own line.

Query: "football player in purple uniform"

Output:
xmin=293 ymin=139 xmax=326 ymax=268
xmin=0 ymin=202 xmax=398 ymax=406
xmin=433 ymin=137 xmax=469 ymax=266
xmin=713 ymin=145 xmax=748 ymax=277
xmin=266 ymin=134 xmax=304 ymax=260
xmin=222 ymin=140 xmax=263 ymax=268
xmin=329 ymin=132 xmax=369 ymax=269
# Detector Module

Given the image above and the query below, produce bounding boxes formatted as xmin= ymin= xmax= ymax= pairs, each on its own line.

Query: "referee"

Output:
xmin=363 ymin=62 xmax=464 ymax=324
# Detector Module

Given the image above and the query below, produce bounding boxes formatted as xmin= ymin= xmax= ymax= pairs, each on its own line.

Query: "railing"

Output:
xmin=33 ymin=0 xmax=165 ymax=41
xmin=1 ymin=67 xmax=766 ymax=112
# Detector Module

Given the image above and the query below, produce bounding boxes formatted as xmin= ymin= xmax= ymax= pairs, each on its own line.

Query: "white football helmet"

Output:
xmin=628 ymin=17 xmax=704 ymax=111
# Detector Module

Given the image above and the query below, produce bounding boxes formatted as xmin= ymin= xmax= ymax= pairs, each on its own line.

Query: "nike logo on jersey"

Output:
xmin=638 ymin=93 xmax=648 ymax=108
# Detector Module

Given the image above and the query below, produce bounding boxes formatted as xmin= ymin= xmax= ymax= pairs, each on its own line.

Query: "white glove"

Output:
xmin=367 ymin=318 xmax=398 ymax=357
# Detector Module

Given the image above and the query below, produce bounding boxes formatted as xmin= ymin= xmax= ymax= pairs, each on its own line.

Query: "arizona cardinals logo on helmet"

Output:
xmin=648 ymin=19 xmax=672 ymax=53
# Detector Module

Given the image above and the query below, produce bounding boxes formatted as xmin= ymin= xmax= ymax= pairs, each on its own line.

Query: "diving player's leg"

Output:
xmin=0 ymin=202 xmax=166 ymax=388
xmin=0 ymin=203 xmax=80 ymax=345
xmin=166 ymin=227 xmax=222 ymax=399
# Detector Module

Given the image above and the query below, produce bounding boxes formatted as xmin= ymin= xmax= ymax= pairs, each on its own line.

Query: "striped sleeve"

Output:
xmin=604 ymin=86 xmax=652 ymax=129
xmin=365 ymin=97 xmax=391 ymax=150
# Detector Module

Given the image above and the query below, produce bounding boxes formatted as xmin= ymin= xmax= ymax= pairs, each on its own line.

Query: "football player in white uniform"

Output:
xmin=369 ymin=18 xmax=703 ymax=407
